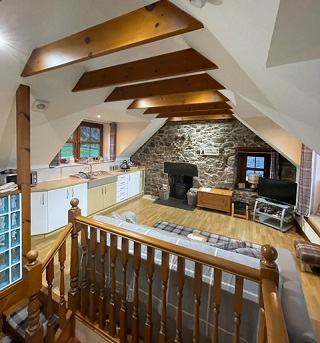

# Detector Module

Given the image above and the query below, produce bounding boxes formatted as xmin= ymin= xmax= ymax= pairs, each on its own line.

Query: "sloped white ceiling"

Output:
xmin=1 ymin=0 xmax=319 ymax=169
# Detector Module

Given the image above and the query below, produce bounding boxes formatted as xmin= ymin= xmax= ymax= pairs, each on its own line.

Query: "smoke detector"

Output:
xmin=189 ymin=0 xmax=207 ymax=8
xmin=32 ymin=100 xmax=49 ymax=112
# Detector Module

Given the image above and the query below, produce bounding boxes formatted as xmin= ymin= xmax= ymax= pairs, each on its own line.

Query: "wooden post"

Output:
xmin=258 ymin=244 xmax=279 ymax=343
xmin=24 ymin=250 xmax=44 ymax=343
xmin=16 ymin=84 xmax=31 ymax=261
xmin=68 ymin=198 xmax=81 ymax=311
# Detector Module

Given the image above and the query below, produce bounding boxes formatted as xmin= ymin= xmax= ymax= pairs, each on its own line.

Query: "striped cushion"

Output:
xmin=294 ymin=239 xmax=320 ymax=267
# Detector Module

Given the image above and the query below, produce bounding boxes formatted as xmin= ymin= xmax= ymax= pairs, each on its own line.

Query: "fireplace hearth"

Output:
xmin=164 ymin=162 xmax=198 ymax=200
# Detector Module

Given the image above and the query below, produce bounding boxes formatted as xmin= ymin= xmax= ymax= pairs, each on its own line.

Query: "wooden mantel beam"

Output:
xmin=105 ymin=74 xmax=224 ymax=102
xmin=128 ymin=90 xmax=229 ymax=109
xmin=21 ymin=1 xmax=204 ymax=77
xmin=156 ymin=109 xmax=233 ymax=118
xmin=165 ymin=114 xmax=234 ymax=121
xmin=143 ymin=102 xmax=231 ymax=114
xmin=73 ymin=48 xmax=217 ymax=92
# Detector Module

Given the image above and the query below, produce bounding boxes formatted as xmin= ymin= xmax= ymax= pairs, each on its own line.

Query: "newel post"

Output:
xmin=257 ymin=244 xmax=279 ymax=343
xmin=24 ymin=250 xmax=44 ymax=343
xmin=68 ymin=198 xmax=81 ymax=311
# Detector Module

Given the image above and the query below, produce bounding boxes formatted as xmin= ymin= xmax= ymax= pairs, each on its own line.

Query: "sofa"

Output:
xmin=86 ymin=214 xmax=316 ymax=343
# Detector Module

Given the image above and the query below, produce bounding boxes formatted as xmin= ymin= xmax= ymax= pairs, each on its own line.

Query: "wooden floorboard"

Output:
xmin=31 ymin=197 xmax=320 ymax=341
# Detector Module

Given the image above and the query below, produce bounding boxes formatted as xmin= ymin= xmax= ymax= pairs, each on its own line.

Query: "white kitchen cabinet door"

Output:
xmin=47 ymin=187 xmax=69 ymax=232
xmin=127 ymin=171 xmax=141 ymax=198
xmin=31 ymin=192 xmax=48 ymax=235
xmin=70 ymin=183 xmax=88 ymax=216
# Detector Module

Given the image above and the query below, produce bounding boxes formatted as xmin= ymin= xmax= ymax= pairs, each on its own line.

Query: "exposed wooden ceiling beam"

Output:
xmin=143 ymin=102 xmax=232 ymax=114
xmin=21 ymin=1 xmax=204 ymax=77
xmin=165 ymin=114 xmax=234 ymax=121
xmin=105 ymin=74 xmax=224 ymax=102
xmin=73 ymin=48 xmax=217 ymax=92
xmin=128 ymin=90 xmax=229 ymax=109
xmin=156 ymin=109 xmax=233 ymax=118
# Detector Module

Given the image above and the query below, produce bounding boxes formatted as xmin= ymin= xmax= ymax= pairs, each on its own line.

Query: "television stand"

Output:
xmin=253 ymin=197 xmax=295 ymax=232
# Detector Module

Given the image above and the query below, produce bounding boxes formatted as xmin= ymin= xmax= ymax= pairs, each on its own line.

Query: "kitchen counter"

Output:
xmin=31 ymin=177 xmax=88 ymax=192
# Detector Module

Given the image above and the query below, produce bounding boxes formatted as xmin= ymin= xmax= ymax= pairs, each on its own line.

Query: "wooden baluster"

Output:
xmin=144 ymin=246 xmax=154 ymax=342
xmin=46 ymin=259 xmax=55 ymax=343
xmin=211 ymin=268 xmax=222 ymax=343
xmin=132 ymin=242 xmax=141 ymax=343
xmin=159 ymin=251 xmax=169 ymax=343
xmin=58 ymin=241 xmax=67 ymax=329
xmin=193 ymin=262 xmax=202 ymax=343
xmin=68 ymin=198 xmax=81 ymax=311
xmin=80 ymin=226 xmax=88 ymax=316
xmin=108 ymin=234 xmax=117 ymax=337
xmin=120 ymin=238 xmax=129 ymax=343
xmin=24 ymin=250 xmax=44 ymax=343
xmin=98 ymin=231 xmax=107 ymax=329
xmin=174 ymin=256 xmax=185 ymax=343
xmin=233 ymin=276 xmax=243 ymax=343
xmin=88 ymin=227 xmax=97 ymax=323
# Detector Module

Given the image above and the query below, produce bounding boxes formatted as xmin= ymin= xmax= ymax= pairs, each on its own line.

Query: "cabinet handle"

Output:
xmin=105 ymin=186 xmax=107 ymax=194
xmin=41 ymin=194 xmax=44 ymax=205
xmin=66 ymin=189 xmax=69 ymax=199
xmin=101 ymin=188 xmax=104 ymax=195
xmin=72 ymin=188 xmax=74 ymax=197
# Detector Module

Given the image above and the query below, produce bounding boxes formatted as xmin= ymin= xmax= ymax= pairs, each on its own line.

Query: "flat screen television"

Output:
xmin=258 ymin=177 xmax=297 ymax=205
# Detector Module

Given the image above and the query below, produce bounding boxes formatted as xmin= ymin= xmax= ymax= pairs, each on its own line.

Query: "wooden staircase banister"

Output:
xmin=42 ymin=223 xmax=73 ymax=271
xmin=73 ymin=215 xmax=261 ymax=282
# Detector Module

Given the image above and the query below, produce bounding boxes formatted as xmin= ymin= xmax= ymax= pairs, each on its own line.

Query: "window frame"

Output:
xmin=61 ymin=121 xmax=103 ymax=160
xmin=236 ymin=147 xmax=273 ymax=188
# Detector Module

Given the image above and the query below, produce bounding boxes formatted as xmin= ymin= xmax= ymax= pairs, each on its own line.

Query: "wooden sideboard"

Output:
xmin=197 ymin=187 xmax=233 ymax=215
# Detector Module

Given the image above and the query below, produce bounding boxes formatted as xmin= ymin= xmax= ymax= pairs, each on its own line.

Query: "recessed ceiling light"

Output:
xmin=32 ymin=100 xmax=49 ymax=112
xmin=97 ymin=115 xmax=101 ymax=118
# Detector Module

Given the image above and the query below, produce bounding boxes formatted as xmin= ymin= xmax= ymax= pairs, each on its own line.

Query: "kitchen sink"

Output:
xmin=70 ymin=170 xmax=117 ymax=188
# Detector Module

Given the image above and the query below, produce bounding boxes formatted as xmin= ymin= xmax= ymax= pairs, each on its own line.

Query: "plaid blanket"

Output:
xmin=6 ymin=303 xmax=58 ymax=339
xmin=153 ymin=220 xmax=261 ymax=258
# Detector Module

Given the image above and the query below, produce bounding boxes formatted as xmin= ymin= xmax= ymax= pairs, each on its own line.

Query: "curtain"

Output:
xmin=270 ymin=151 xmax=279 ymax=179
xmin=296 ymin=144 xmax=313 ymax=216
xmin=109 ymin=122 xmax=117 ymax=161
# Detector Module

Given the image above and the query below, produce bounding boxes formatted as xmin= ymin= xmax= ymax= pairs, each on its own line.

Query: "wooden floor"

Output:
xmin=31 ymin=196 xmax=320 ymax=341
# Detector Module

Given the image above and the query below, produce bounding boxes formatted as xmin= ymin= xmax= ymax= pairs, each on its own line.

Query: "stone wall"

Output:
xmin=131 ymin=119 xmax=295 ymax=205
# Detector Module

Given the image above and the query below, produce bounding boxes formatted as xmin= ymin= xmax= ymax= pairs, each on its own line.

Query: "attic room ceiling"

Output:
xmin=1 ymin=0 xmax=320 ymax=167
xmin=21 ymin=1 xmax=230 ymax=121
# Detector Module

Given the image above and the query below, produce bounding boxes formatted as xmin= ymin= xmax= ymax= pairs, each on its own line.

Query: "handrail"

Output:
xmin=74 ymin=215 xmax=260 ymax=282
xmin=261 ymin=278 xmax=289 ymax=343
xmin=41 ymin=223 xmax=73 ymax=271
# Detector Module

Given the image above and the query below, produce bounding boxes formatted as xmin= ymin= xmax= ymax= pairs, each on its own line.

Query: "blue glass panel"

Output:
xmin=0 ymin=269 xmax=9 ymax=290
xmin=10 ymin=194 xmax=20 ymax=211
xmin=11 ymin=263 xmax=21 ymax=282
xmin=0 ymin=214 xmax=9 ymax=233
xmin=11 ymin=229 xmax=20 ymax=247
xmin=0 ymin=233 xmax=9 ymax=252
xmin=11 ymin=246 xmax=20 ymax=264
xmin=11 ymin=212 xmax=20 ymax=229
xmin=0 ymin=196 xmax=8 ymax=214
xmin=0 ymin=251 xmax=9 ymax=270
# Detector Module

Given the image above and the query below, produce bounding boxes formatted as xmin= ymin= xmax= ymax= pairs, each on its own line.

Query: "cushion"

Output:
xmin=209 ymin=240 xmax=246 ymax=250
xmin=112 ymin=211 xmax=137 ymax=223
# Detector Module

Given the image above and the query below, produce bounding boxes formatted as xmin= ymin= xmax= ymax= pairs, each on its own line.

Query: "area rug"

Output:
xmin=154 ymin=197 xmax=196 ymax=211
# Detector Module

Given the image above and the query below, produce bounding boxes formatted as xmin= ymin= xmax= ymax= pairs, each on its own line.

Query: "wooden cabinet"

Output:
xmin=88 ymin=182 xmax=116 ymax=215
xmin=31 ymin=183 xmax=88 ymax=235
xmin=197 ymin=187 xmax=233 ymax=214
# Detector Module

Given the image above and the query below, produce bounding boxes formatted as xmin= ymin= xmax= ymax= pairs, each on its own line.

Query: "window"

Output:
xmin=236 ymin=148 xmax=272 ymax=187
xmin=60 ymin=121 xmax=103 ymax=159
